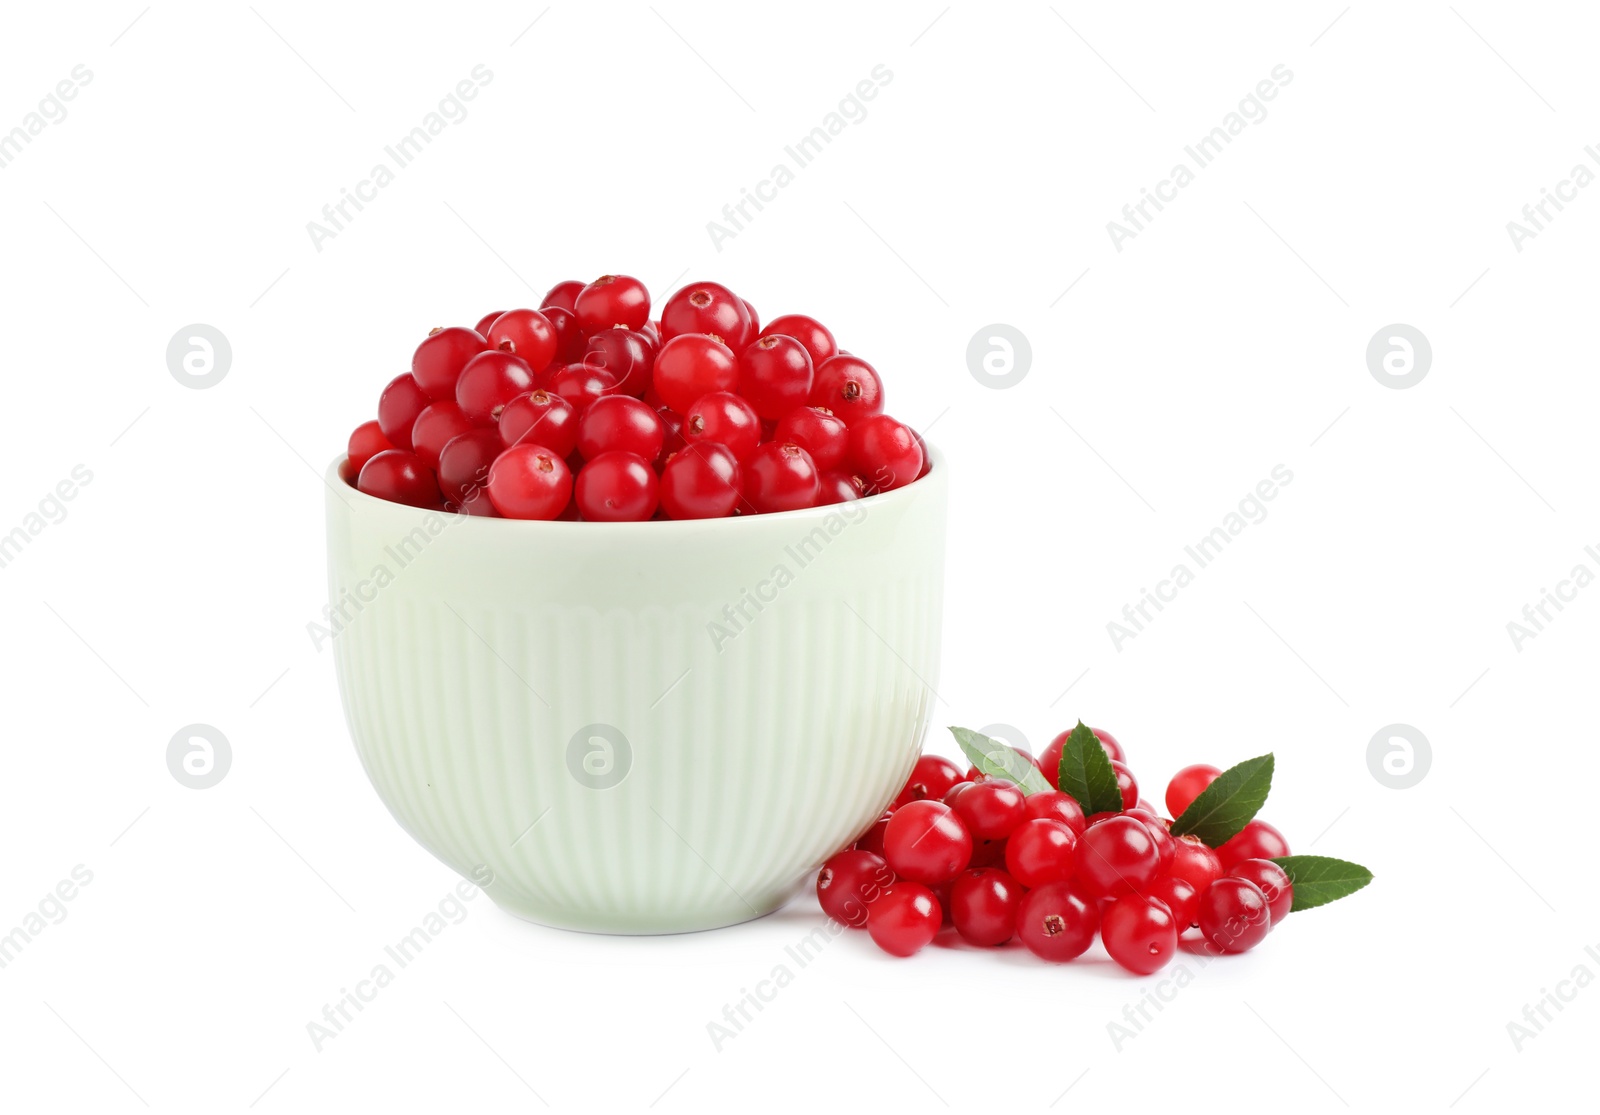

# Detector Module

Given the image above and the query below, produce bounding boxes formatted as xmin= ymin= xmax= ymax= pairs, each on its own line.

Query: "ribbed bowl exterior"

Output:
xmin=325 ymin=452 xmax=947 ymax=934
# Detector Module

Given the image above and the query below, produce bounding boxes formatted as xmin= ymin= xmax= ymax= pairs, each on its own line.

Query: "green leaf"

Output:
xmin=1054 ymin=721 xmax=1124 ymax=816
xmin=1271 ymin=855 xmax=1373 ymax=911
xmin=948 ymin=727 xmax=1052 ymax=795
xmin=1169 ymin=753 xmax=1274 ymax=846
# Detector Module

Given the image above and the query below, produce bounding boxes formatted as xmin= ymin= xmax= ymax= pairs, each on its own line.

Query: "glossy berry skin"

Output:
xmin=941 ymin=781 xmax=974 ymax=806
xmin=1167 ymin=834 xmax=1225 ymax=895
xmin=737 ymin=334 xmax=813 ymax=419
xmin=1021 ymin=791 xmax=1087 ymax=836
xmin=347 ymin=420 xmax=393 ymax=477
xmin=456 ymin=351 xmax=536 ymax=423
xmin=1005 ymin=818 xmax=1079 ymax=888
xmin=436 ymin=429 xmax=503 ymax=506
xmin=743 ymin=442 xmax=820 ymax=514
xmin=867 ymin=883 xmax=942 ymax=957
xmin=541 ymin=279 xmax=585 ymax=312
xmin=1015 ymin=882 xmax=1099 ymax=962
xmin=952 ymin=781 xmax=1026 ymax=841
xmin=1039 ymin=728 xmax=1123 ymax=785
xmin=540 ymin=304 xmax=587 ymax=363
xmin=1227 ymin=858 xmax=1294 ymax=926
xmin=1092 ymin=728 xmax=1125 ymax=763
xmin=473 ymin=310 xmax=505 ymax=338
xmin=1109 ymin=760 xmax=1139 ymax=812
xmin=809 ymin=355 xmax=883 ymax=425
xmin=740 ymin=298 xmax=760 ymax=335
xmin=499 ymin=389 xmax=578 ymax=458
xmin=849 ymin=414 xmax=923 ymax=494
xmin=412 ymin=326 xmax=489 ymax=401
xmin=411 ymin=401 xmax=478 ymax=470
xmin=659 ymin=443 xmax=741 ymax=520
xmin=774 ymin=406 xmax=850 ymax=472
xmin=1166 ymin=764 xmax=1222 ymax=819
xmin=893 ymin=755 xmax=965 ymax=809
xmin=818 ymin=471 xmax=863 ymax=505
xmin=357 ymin=449 xmax=442 ymax=509
xmin=1102 ymin=895 xmax=1179 ymax=975
xmin=683 ymin=391 xmax=761 ymax=463
xmin=653 ymin=334 xmax=738 ymax=414
xmin=575 ymin=451 xmax=658 ymax=522
xmin=577 ymin=395 xmax=665 ymax=462
xmin=660 ymin=281 xmax=754 ymax=351
xmin=950 ymin=868 xmax=1023 ymax=947
xmin=483 ymin=309 xmax=558 ymax=374
xmin=582 ymin=328 xmax=655 ymax=396
xmin=1139 ymin=816 xmax=1176 ymax=873
xmin=377 ymin=373 xmax=432 ymax=450
xmin=546 ymin=363 xmax=620 ymax=414
xmin=882 ymin=800 xmax=972 ymax=885
xmin=854 ymin=811 xmax=892 ymax=856
xmin=1198 ymin=877 xmax=1272 ymax=954
xmin=1146 ymin=874 xmax=1201 ymax=931
xmin=815 ymin=850 xmax=894 ymax=928
xmin=574 ymin=274 xmax=650 ymax=333
xmin=485 ymin=444 xmax=572 ymax=520
xmin=1074 ymin=815 xmax=1160 ymax=897
xmin=1217 ymin=820 xmax=1290 ymax=869
xmin=760 ymin=313 xmax=837 ymax=368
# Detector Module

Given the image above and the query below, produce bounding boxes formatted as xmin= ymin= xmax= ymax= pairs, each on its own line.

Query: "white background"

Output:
xmin=2 ymin=2 xmax=1596 ymax=1111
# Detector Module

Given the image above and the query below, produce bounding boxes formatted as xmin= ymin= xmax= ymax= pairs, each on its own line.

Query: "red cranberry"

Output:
xmin=683 ymin=391 xmax=761 ymax=463
xmin=1217 ymin=820 xmax=1290 ymax=869
xmin=347 ymin=420 xmax=393 ymax=477
xmin=1074 ymin=815 xmax=1159 ymax=897
xmin=1146 ymin=874 xmax=1200 ymax=930
xmin=1198 ymin=877 xmax=1272 ymax=954
xmin=485 ymin=444 xmax=572 ymax=520
xmin=498 ymin=389 xmax=578 ymax=457
xmin=436 ymin=429 xmax=503 ymax=506
xmin=377 ymin=373 xmax=431 ymax=450
xmin=867 ymin=883 xmax=941 ymax=957
xmin=357 ymin=449 xmax=442 ymax=509
xmin=950 ymin=868 xmax=1024 ymax=947
xmin=952 ymin=781 xmax=1026 ymax=841
xmin=540 ymin=304 xmax=586 ymax=363
xmin=815 ymin=850 xmax=894 ymax=928
xmin=1168 ymin=834 xmax=1224 ymax=894
xmin=1021 ymin=791 xmax=1087 ymax=835
xmin=411 ymin=401 xmax=478 ymax=470
xmin=456 ymin=351 xmax=536 ymax=423
xmin=737 ymin=334 xmax=813 ymax=419
xmin=854 ymin=812 xmax=893 ymax=855
xmin=1015 ymin=882 xmax=1099 ymax=962
xmin=1102 ymin=895 xmax=1178 ymax=975
xmin=1109 ymin=759 xmax=1139 ymax=811
xmin=653 ymin=334 xmax=737 ymax=414
xmin=894 ymin=755 xmax=966 ymax=808
xmin=743 ymin=442 xmax=820 ymax=513
xmin=659 ymin=281 xmax=754 ymax=351
xmin=575 ymin=451 xmax=658 ymax=522
xmin=546 ymin=363 xmax=620 ymax=414
xmin=484 ymin=309 xmax=558 ymax=374
xmin=849 ymin=414 xmax=923 ymax=494
xmin=412 ymin=326 xmax=489 ymax=401
xmin=882 ymin=800 xmax=972 ymax=885
xmin=473 ymin=310 xmax=504 ymax=338
xmin=582 ymin=328 xmax=655 ymax=396
xmin=1165 ymin=764 xmax=1222 ymax=818
xmin=1227 ymin=858 xmax=1294 ymax=926
xmin=774 ymin=406 xmax=850 ymax=472
xmin=540 ymin=279 xmax=585 ymax=312
xmin=577 ymin=395 xmax=665 ymax=462
xmin=809 ymin=355 xmax=883 ymax=425
xmin=659 ymin=443 xmax=741 ymax=520
xmin=818 ymin=471 xmax=864 ymax=505
xmin=574 ymin=274 xmax=650 ymax=333
xmin=760 ymin=313 xmax=837 ymax=367
xmin=1004 ymin=818 xmax=1079 ymax=888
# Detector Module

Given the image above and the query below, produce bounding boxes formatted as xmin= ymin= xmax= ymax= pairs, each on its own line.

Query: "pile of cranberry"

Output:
xmin=342 ymin=276 xmax=928 ymax=520
xmin=818 ymin=729 xmax=1294 ymax=971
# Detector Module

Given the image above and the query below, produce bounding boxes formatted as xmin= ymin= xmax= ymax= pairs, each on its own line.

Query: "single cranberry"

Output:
xmin=942 ymin=781 xmax=975 ymax=806
xmin=1139 ymin=816 xmax=1176 ymax=872
xmin=893 ymin=755 xmax=965 ymax=808
xmin=1021 ymin=791 xmax=1087 ymax=835
xmin=436 ymin=429 xmax=503 ymax=506
xmin=582 ymin=328 xmax=655 ymax=396
xmin=659 ymin=281 xmax=755 ymax=351
xmin=499 ymin=390 xmax=578 ymax=457
xmin=653 ymin=334 xmax=738 ymax=414
xmin=412 ymin=326 xmax=489 ymax=401
xmin=473 ymin=310 xmax=504 ymax=337
xmin=456 ymin=350 xmax=536 ymax=423
xmin=849 ymin=414 xmax=923 ymax=494
xmin=657 ymin=405 xmax=687 ymax=456
xmin=816 ymin=850 xmax=894 ymax=928
xmin=574 ymin=274 xmax=650 ymax=333
xmin=357 ymin=449 xmax=442 ymax=509
xmin=659 ymin=443 xmax=741 ymax=520
xmin=740 ymin=297 xmax=760 ymax=335
xmin=950 ymin=868 xmax=1023 ymax=947
xmin=546 ymin=362 xmax=620 ymax=414
xmin=577 ymin=395 xmax=665 ymax=462
xmin=809 ymin=355 xmax=884 ymax=425
xmin=818 ymin=471 xmax=864 ymax=505
xmin=540 ymin=304 xmax=587 ymax=363
xmin=1166 ymin=764 xmax=1222 ymax=818
xmin=760 ymin=313 xmax=837 ymax=367
xmin=410 ymin=401 xmax=479 ymax=470
xmin=540 ymin=279 xmax=585 ymax=313
xmin=882 ymin=800 xmax=972 ymax=885
xmin=867 ymin=883 xmax=942 ymax=957
xmin=1093 ymin=728 xmax=1125 ymax=762
xmin=1227 ymin=858 xmax=1294 ymax=926
xmin=743 ymin=442 xmax=820 ymax=513
xmin=1217 ymin=820 xmax=1290 ymax=869
xmin=483 ymin=309 xmax=558 ymax=375
xmin=952 ymin=781 xmax=1026 ymax=841
xmin=1004 ymin=818 xmax=1079 ymax=888
xmin=575 ymin=451 xmax=658 ymax=522
xmin=1015 ymin=882 xmax=1099 ymax=962
xmin=1102 ymin=895 xmax=1179 ymax=975
xmin=1198 ymin=877 xmax=1272 ymax=954
xmin=484 ymin=444 xmax=572 ymax=520
xmin=773 ymin=406 xmax=850 ymax=472
xmin=1167 ymin=834 xmax=1224 ymax=894
xmin=1074 ymin=815 xmax=1160 ymax=897
xmin=347 ymin=420 xmax=393 ymax=477
xmin=1109 ymin=759 xmax=1139 ymax=812
xmin=683 ymin=391 xmax=761 ymax=463
xmin=736 ymin=334 xmax=813 ymax=419
xmin=1146 ymin=874 xmax=1201 ymax=931
xmin=377 ymin=373 xmax=431 ymax=450
xmin=854 ymin=812 xmax=893 ymax=855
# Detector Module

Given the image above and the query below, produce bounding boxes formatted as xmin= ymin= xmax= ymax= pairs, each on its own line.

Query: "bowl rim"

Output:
xmin=326 ymin=443 xmax=944 ymax=531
